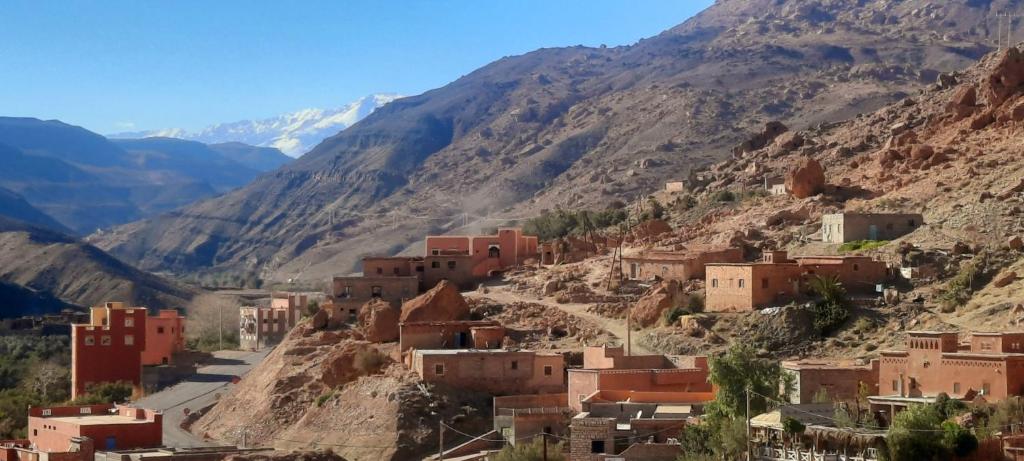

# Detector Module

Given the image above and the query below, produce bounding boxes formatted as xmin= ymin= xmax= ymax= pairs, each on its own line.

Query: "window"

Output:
xmin=371 ymin=286 xmax=383 ymax=298
xmin=157 ymin=326 xmax=165 ymax=334
xmin=761 ymin=278 xmax=769 ymax=289
xmin=711 ymin=279 xmax=718 ymax=288
xmin=510 ymin=360 xmax=519 ymax=370
xmin=983 ymin=382 xmax=991 ymax=395
xmin=909 ymin=378 xmax=917 ymax=390
xmin=125 ymin=317 xmax=134 ymax=327
xmin=488 ymin=245 xmax=500 ymax=258
xmin=544 ymin=426 xmax=552 ymax=436
xmin=84 ymin=336 xmax=95 ymax=346
xmin=416 ymin=266 xmax=424 ymax=272
xmin=738 ymin=279 xmax=745 ymax=288
xmin=80 ymin=407 xmax=91 ymax=415
xmin=892 ymin=380 xmax=898 ymax=391
xmin=954 ymin=382 xmax=961 ymax=394
xmin=393 ymin=267 xmax=400 ymax=275
xmin=854 ymin=264 xmax=859 ymax=271
xmin=42 ymin=409 xmax=51 ymax=416
xmin=544 ymin=365 xmax=553 ymax=376
xmin=432 ymin=249 xmax=441 ymax=255
xmin=33 ymin=429 xmax=37 ymax=436
xmin=431 ymin=261 xmax=441 ymax=269
xmin=124 ymin=335 xmax=134 ymax=346
xmin=376 ymin=267 xmax=383 ymax=275
xmin=434 ymin=364 xmax=445 ymax=376
xmin=591 ymin=440 xmax=605 ymax=454
xmin=448 ymin=260 xmax=457 ymax=270
xmin=101 ymin=336 xmax=112 ymax=346
xmin=341 ymin=286 xmax=352 ymax=298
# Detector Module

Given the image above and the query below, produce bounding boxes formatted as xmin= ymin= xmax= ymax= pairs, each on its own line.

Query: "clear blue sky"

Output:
xmin=0 ymin=1 xmax=712 ymax=134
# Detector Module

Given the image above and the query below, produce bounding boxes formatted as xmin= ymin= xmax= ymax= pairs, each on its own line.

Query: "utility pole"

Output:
xmin=438 ymin=421 xmax=444 ymax=461
xmin=218 ymin=302 xmax=223 ymax=351
xmin=746 ymin=387 xmax=752 ymax=461
xmin=542 ymin=432 xmax=548 ymax=461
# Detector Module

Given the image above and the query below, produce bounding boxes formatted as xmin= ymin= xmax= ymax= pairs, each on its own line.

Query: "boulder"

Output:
xmin=994 ymin=271 xmax=1018 ymax=289
xmin=950 ymin=85 xmax=977 ymax=107
xmin=784 ymin=157 xmax=826 ymax=199
xmin=310 ymin=308 xmax=329 ymax=330
xmin=910 ymin=144 xmax=934 ymax=161
xmin=358 ymin=299 xmax=400 ymax=343
xmin=770 ymin=131 xmax=805 ymax=155
xmin=629 ymin=281 xmax=683 ymax=328
xmin=400 ymin=280 xmax=470 ymax=322
xmin=732 ymin=121 xmax=788 ymax=156
xmin=542 ymin=280 xmax=561 ymax=296
xmin=632 ymin=219 xmax=673 ymax=239
xmin=969 ymin=111 xmax=995 ymax=130
xmin=984 ymin=48 xmax=1024 ymax=106
xmin=1010 ymin=236 xmax=1024 ymax=251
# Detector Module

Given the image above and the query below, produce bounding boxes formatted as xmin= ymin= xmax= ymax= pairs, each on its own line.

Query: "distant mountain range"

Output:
xmin=110 ymin=94 xmax=402 ymax=157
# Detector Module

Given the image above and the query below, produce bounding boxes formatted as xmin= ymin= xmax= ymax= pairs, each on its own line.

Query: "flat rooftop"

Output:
xmin=44 ymin=414 xmax=154 ymax=426
xmin=414 ymin=349 xmax=557 ymax=356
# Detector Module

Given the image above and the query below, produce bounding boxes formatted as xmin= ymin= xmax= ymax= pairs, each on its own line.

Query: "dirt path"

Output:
xmin=471 ymin=284 xmax=653 ymax=355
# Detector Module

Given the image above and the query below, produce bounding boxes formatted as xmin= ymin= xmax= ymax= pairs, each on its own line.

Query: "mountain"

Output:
xmin=91 ymin=0 xmax=1010 ymax=283
xmin=111 ymin=94 xmax=402 ymax=157
xmin=0 ymin=186 xmax=73 ymax=234
xmin=0 ymin=280 xmax=78 ymax=317
xmin=0 ymin=118 xmax=288 ymax=233
xmin=0 ymin=216 xmax=196 ymax=316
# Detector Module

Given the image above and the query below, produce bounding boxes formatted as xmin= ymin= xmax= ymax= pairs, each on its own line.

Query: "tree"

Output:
xmin=306 ymin=300 xmax=321 ymax=317
xmin=491 ymin=437 xmax=565 ymax=461
xmin=808 ymin=275 xmax=850 ymax=336
xmin=781 ymin=416 xmax=806 ymax=448
xmin=886 ymin=404 xmax=946 ymax=461
xmin=23 ymin=361 xmax=68 ymax=403
xmin=707 ymin=343 xmax=788 ymax=418
xmin=941 ymin=421 xmax=978 ymax=458
xmin=68 ymin=381 xmax=132 ymax=405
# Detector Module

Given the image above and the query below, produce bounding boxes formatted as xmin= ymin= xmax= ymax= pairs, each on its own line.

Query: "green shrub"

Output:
xmin=67 ymin=381 xmax=132 ymax=405
xmin=838 ymin=240 xmax=889 ymax=253
xmin=713 ymin=190 xmax=736 ymax=202
xmin=315 ymin=390 xmax=335 ymax=407
xmin=687 ymin=293 xmax=705 ymax=313
xmin=662 ymin=306 xmax=686 ymax=326
xmin=522 ymin=208 xmax=627 ymax=241
xmin=491 ymin=437 xmax=565 ymax=461
xmin=808 ymin=275 xmax=850 ymax=336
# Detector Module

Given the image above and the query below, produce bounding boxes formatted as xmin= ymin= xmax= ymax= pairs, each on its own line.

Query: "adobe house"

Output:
xmin=569 ymin=391 xmax=700 ymax=461
xmin=820 ymin=212 xmax=923 ymax=243
xmin=409 ymin=349 xmax=564 ymax=395
xmin=764 ymin=176 xmax=787 ymax=195
xmin=623 ymin=247 xmax=743 ymax=282
xmin=492 ymin=394 xmax=572 ymax=447
xmin=238 ymin=292 xmax=310 ymax=351
xmin=782 ymin=359 xmax=880 ymax=404
xmin=425 ymin=228 xmax=538 ymax=279
xmin=398 ymin=320 xmax=505 ymax=352
xmin=141 ymin=310 xmax=185 ymax=366
xmin=71 ymin=303 xmax=148 ymax=399
xmin=327 ymin=275 xmax=418 ymax=324
xmin=27 ymin=404 xmax=161 ymax=454
xmin=568 ymin=346 xmax=714 ymax=412
xmin=704 ymin=250 xmax=888 ymax=312
xmin=870 ymin=331 xmax=1024 ymax=425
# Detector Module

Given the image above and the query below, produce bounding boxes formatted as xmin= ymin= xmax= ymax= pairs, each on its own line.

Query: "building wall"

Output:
xmin=422 ymin=255 xmax=475 ymax=290
xmin=71 ymin=306 xmax=147 ymax=399
xmin=413 ymin=351 xmax=565 ymax=395
xmin=361 ymin=257 xmax=416 ymax=277
xmin=141 ymin=310 xmax=185 ymax=366
xmin=821 ymin=213 xmax=924 ymax=243
xmin=624 ymin=248 xmax=743 ymax=282
xmin=665 ymin=182 xmax=684 ymax=193
xmin=568 ymin=417 xmax=615 ymax=461
xmin=425 ymin=229 xmax=537 ymax=281
xmin=783 ymin=360 xmax=880 ymax=404
xmin=398 ymin=321 xmax=502 ymax=352
xmin=331 ymin=276 xmax=419 ymax=308
xmin=567 ymin=369 xmax=712 ymax=412
xmin=28 ymin=406 xmax=160 ymax=453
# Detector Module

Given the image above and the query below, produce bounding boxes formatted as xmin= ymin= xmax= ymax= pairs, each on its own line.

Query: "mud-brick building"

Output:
xmin=782 ymin=359 xmax=879 ymax=404
xmin=704 ymin=251 xmax=888 ymax=312
xmin=623 ymin=247 xmax=743 ymax=282
xmin=141 ymin=310 xmax=185 ymax=366
xmin=71 ymin=303 xmax=148 ymax=399
xmin=409 ymin=349 xmax=564 ymax=395
xmin=820 ymin=212 xmax=923 ymax=243
xmin=26 ymin=404 xmax=161 ymax=456
xmin=398 ymin=320 xmax=505 ymax=352
xmin=870 ymin=331 xmax=1024 ymax=424
xmin=569 ymin=391 xmax=699 ymax=461
xmin=568 ymin=346 xmax=714 ymax=412
xmin=425 ymin=228 xmax=538 ymax=279
xmin=238 ymin=292 xmax=310 ymax=351
xmin=493 ymin=394 xmax=573 ymax=447
xmin=327 ymin=275 xmax=418 ymax=323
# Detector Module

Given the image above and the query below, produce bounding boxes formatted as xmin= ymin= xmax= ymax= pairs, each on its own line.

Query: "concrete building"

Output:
xmin=71 ymin=303 xmax=148 ymax=399
xmin=409 ymin=349 xmax=564 ymax=395
xmin=820 ymin=213 xmax=923 ymax=243
xmin=238 ymin=292 xmax=310 ymax=351
xmin=398 ymin=320 xmax=505 ymax=352
xmin=568 ymin=346 xmax=714 ymax=412
xmin=94 ymin=447 xmax=270 ymax=461
xmin=28 ymin=404 xmax=161 ymax=455
xmin=782 ymin=359 xmax=879 ymax=404
xmin=569 ymin=391 xmax=700 ymax=461
xmin=141 ymin=310 xmax=185 ymax=366
xmin=870 ymin=331 xmax=1024 ymax=424
xmin=704 ymin=251 xmax=887 ymax=312
xmin=623 ymin=247 xmax=744 ymax=282
xmin=492 ymin=394 xmax=572 ymax=446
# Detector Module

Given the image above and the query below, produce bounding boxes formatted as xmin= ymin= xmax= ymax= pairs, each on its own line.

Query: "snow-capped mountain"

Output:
xmin=111 ymin=93 xmax=401 ymax=157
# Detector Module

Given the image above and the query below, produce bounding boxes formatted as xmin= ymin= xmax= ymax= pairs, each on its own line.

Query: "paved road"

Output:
xmin=135 ymin=349 xmax=270 ymax=448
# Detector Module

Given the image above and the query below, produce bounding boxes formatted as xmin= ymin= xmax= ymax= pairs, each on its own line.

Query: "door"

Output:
xmin=455 ymin=332 xmax=468 ymax=348
xmin=105 ymin=436 xmax=117 ymax=450
xmin=868 ymin=224 xmax=878 ymax=240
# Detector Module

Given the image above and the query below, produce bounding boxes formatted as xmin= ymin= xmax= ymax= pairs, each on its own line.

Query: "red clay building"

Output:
xmin=409 ymin=349 xmax=564 ymax=395
xmin=141 ymin=310 xmax=185 ymax=366
xmin=704 ymin=250 xmax=887 ymax=312
xmin=398 ymin=320 xmax=505 ymax=352
xmin=568 ymin=346 xmax=714 ymax=412
xmin=782 ymin=359 xmax=880 ymax=404
xmin=425 ymin=228 xmax=538 ymax=278
xmin=327 ymin=275 xmax=418 ymax=324
xmin=623 ymin=247 xmax=744 ymax=282
xmin=870 ymin=331 xmax=1024 ymax=423
xmin=492 ymin=394 xmax=572 ymax=446
xmin=28 ymin=404 xmax=161 ymax=454
xmin=71 ymin=303 xmax=148 ymax=399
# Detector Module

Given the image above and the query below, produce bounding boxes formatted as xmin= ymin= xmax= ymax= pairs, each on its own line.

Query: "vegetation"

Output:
xmin=185 ymin=293 xmax=241 ymax=351
xmin=884 ymin=398 xmax=978 ymax=461
xmin=808 ymin=275 xmax=850 ymax=336
xmin=315 ymin=390 xmax=335 ymax=407
xmin=838 ymin=240 xmax=889 ymax=253
xmin=522 ymin=208 xmax=627 ymax=241
xmin=306 ymin=300 xmax=321 ymax=317
xmin=67 ymin=381 xmax=133 ymax=405
xmin=0 ymin=336 xmax=71 ymax=438
xmin=492 ymin=437 xmax=565 ymax=461
xmin=661 ymin=294 xmax=705 ymax=326
xmin=713 ymin=190 xmax=736 ymax=202
xmin=353 ymin=348 xmax=387 ymax=375
xmin=639 ymin=197 xmax=665 ymax=221
xmin=937 ymin=252 xmax=988 ymax=312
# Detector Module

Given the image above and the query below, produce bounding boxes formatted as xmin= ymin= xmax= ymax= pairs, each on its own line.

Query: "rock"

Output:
xmin=883 ymin=288 xmax=900 ymax=306
xmin=358 ymin=299 xmax=400 ymax=343
xmin=984 ymin=48 xmax=1024 ymax=106
xmin=771 ymin=131 xmax=805 ymax=155
xmin=997 ymin=178 xmax=1024 ymax=200
xmin=1010 ymin=100 xmax=1024 ymax=121
xmin=732 ymin=121 xmax=788 ymax=156
xmin=784 ymin=157 xmax=826 ymax=199
xmin=953 ymin=241 xmax=972 ymax=255
xmin=950 ymin=85 xmax=977 ymax=107
xmin=542 ymin=280 xmax=562 ymax=296
xmin=936 ymin=72 xmax=957 ymax=89
xmin=1010 ymin=236 xmax=1024 ymax=251
xmin=311 ymin=308 xmax=329 ymax=330
xmin=629 ymin=281 xmax=682 ymax=328
xmin=632 ymin=219 xmax=673 ymax=239
xmin=400 ymin=280 xmax=470 ymax=322
xmin=910 ymin=144 xmax=934 ymax=161
xmin=994 ymin=271 xmax=1018 ymax=288
xmin=969 ymin=111 xmax=995 ymax=130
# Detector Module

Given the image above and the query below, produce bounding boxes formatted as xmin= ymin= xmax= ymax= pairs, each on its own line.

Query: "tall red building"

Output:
xmin=71 ymin=303 xmax=147 ymax=399
xmin=141 ymin=309 xmax=186 ymax=366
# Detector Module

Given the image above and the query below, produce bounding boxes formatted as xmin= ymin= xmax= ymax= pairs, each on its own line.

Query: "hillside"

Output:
xmin=0 ymin=216 xmax=196 ymax=314
xmin=0 ymin=118 xmax=287 ymax=233
xmin=92 ymin=0 xmax=1010 ymax=283
xmin=0 ymin=186 xmax=73 ymax=234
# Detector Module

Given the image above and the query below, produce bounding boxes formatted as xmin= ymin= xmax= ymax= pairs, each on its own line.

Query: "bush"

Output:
xmin=662 ymin=306 xmax=687 ymax=326
xmin=938 ymin=253 xmax=987 ymax=312
xmin=522 ymin=208 xmax=627 ymax=241
xmin=687 ymin=293 xmax=705 ymax=313
xmin=492 ymin=437 xmax=565 ymax=461
xmin=68 ymin=381 xmax=133 ymax=405
xmin=353 ymin=348 xmax=387 ymax=375
xmin=808 ymin=275 xmax=850 ymax=336
xmin=838 ymin=240 xmax=889 ymax=253
xmin=713 ymin=190 xmax=736 ymax=202
xmin=315 ymin=390 xmax=335 ymax=407
xmin=306 ymin=300 xmax=321 ymax=317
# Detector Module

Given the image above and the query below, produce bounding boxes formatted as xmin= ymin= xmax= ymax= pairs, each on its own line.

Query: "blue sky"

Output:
xmin=0 ymin=1 xmax=712 ymax=134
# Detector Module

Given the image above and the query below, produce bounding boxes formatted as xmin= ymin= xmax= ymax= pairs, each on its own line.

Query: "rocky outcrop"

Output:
xmin=784 ymin=157 xmax=826 ymax=199
xmin=984 ymin=48 xmax=1024 ymax=106
xmin=629 ymin=281 xmax=684 ymax=328
xmin=358 ymin=299 xmax=400 ymax=343
xmin=993 ymin=271 xmax=1018 ymax=289
xmin=226 ymin=450 xmax=349 ymax=461
xmin=733 ymin=121 xmax=788 ymax=156
xmin=400 ymin=280 xmax=470 ymax=322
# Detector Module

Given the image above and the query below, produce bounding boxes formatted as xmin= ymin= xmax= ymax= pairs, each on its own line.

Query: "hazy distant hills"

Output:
xmin=110 ymin=94 xmax=402 ymax=157
xmin=0 ymin=117 xmax=290 ymax=234
xmin=0 ymin=186 xmax=73 ymax=234
xmin=91 ymin=0 xmax=1010 ymax=282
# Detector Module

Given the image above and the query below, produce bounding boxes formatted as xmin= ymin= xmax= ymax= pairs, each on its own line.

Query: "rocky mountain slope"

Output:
xmin=93 ymin=0 xmax=1014 ymax=283
xmin=0 ymin=118 xmax=288 ymax=233
xmin=111 ymin=94 xmax=402 ymax=157
xmin=0 ymin=216 xmax=195 ymax=315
